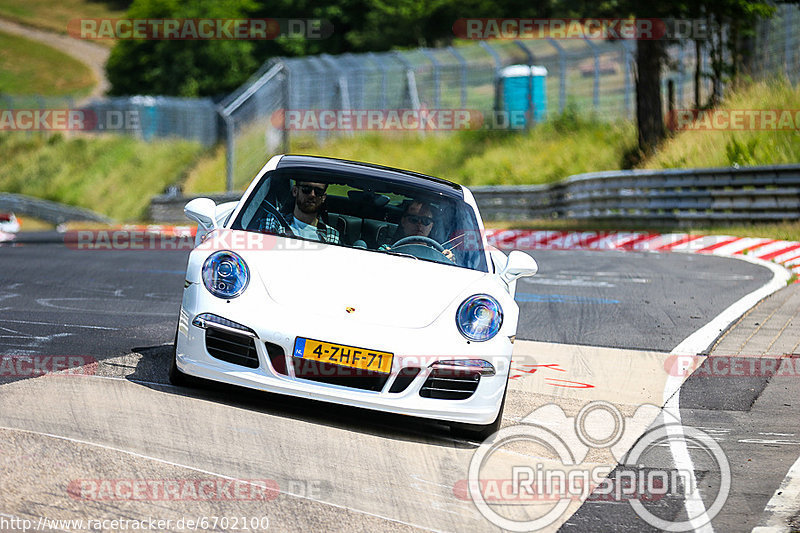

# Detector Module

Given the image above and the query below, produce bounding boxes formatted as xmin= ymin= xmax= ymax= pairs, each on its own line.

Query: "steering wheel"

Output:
xmin=392 ymin=235 xmax=446 ymax=252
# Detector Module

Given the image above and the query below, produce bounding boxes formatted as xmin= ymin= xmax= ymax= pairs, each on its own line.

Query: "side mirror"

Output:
xmin=184 ymin=198 xmax=218 ymax=231
xmin=501 ymin=250 xmax=538 ymax=284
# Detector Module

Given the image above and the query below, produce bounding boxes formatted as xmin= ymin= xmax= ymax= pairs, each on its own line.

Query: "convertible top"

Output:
xmin=276 ymin=155 xmax=464 ymax=198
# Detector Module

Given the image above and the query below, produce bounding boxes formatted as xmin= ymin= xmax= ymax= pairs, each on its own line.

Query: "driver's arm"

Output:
xmin=258 ymin=212 xmax=281 ymax=233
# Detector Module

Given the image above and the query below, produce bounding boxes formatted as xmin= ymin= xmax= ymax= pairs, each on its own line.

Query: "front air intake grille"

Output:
xmin=292 ymin=359 xmax=389 ymax=392
xmin=265 ymin=342 xmax=287 ymax=375
xmin=419 ymin=368 xmax=481 ymax=400
xmin=389 ymin=367 xmax=421 ymax=393
xmin=205 ymin=328 xmax=259 ymax=368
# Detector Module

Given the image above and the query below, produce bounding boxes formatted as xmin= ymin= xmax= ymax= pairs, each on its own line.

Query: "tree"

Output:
xmin=106 ymin=0 xmax=259 ymax=97
xmin=557 ymin=0 xmax=775 ymax=155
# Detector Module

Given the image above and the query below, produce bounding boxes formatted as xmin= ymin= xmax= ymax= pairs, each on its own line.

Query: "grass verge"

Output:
xmin=0 ymin=133 xmax=204 ymax=221
xmin=184 ymin=108 xmax=637 ymax=193
xmin=0 ymin=0 xmax=127 ymax=45
xmin=645 ymin=78 xmax=800 ymax=168
xmin=0 ymin=30 xmax=95 ymax=96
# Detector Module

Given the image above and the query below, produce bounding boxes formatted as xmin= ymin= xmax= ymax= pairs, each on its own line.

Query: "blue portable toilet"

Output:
xmin=499 ymin=65 xmax=547 ymax=127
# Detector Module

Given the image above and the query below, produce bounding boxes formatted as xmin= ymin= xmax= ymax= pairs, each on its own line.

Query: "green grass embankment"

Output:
xmin=0 ymin=133 xmax=204 ymax=221
xmin=646 ymin=79 xmax=800 ymax=169
xmin=0 ymin=30 xmax=95 ymax=96
xmin=0 ymin=0 xmax=127 ymax=44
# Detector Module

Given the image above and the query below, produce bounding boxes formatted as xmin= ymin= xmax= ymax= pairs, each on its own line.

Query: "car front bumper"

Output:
xmin=175 ymin=285 xmax=514 ymax=426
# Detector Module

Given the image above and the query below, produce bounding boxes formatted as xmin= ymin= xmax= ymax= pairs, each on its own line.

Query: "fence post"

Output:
xmin=513 ymin=40 xmax=536 ymax=126
xmin=393 ymin=51 xmax=421 ymax=111
xmin=220 ymin=110 xmax=235 ymax=192
xmin=479 ymin=42 xmax=502 ymax=112
xmin=367 ymin=52 xmax=388 ymax=109
xmin=546 ymin=38 xmax=566 ymax=114
xmin=281 ymin=63 xmax=290 ymax=154
xmin=622 ymin=40 xmax=635 ymax=119
xmin=677 ymin=42 xmax=685 ymax=107
xmin=582 ymin=37 xmax=600 ymax=111
xmin=447 ymin=46 xmax=468 ymax=108
xmin=786 ymin=5 xmax=794 ymax=81
xmin=420 ymin=49 xmax=441 ymax=109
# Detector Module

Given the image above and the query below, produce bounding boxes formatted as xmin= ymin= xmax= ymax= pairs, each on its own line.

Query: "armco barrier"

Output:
xmin=149 ymin=192 xmax=242 ymax=223
xmin=471 ymin=164 xmax=800 ymax=223
xmin=149 ymin=164 xmax=800 ymax=225
xmin=0 ymin=193 xmax=111 ymax=225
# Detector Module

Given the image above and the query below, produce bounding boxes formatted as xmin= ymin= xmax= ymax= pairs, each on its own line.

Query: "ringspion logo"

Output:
xmin=464 ymin=401 xmax=730 ymax=531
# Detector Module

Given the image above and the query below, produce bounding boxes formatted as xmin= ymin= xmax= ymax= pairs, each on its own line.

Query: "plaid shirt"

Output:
xmin=259 ymin=213 xmax=340 ymax=244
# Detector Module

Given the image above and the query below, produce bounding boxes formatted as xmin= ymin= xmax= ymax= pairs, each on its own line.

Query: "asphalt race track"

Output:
xmin=0 ymin=240 xmax=797 ymax=532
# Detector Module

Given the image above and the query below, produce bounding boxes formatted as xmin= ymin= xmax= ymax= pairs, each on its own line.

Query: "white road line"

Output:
xmin=35 ymin=298 xmax=174 ymax=317
xmin=663 ymin=375 xmax=716 ymax=532
xmin=665 ymin=256 xmax=791 ymax=532
xmin=0 ymin=318 xmax=118 ymax=330
xmin=0 ymin=425 xmax=444 ymax=533
xmin=752 ymin=453 xmax=800 ymax=533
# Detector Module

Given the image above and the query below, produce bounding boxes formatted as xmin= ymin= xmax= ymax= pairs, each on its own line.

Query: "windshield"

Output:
xmin=231 ymin=168 xmax=488 ymax=272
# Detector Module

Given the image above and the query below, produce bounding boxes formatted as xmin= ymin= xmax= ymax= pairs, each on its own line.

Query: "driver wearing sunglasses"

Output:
xmin=378 ymin=200 xmax=436 ymax=250
xmin=259 ymin=180 xmax=340 ymax=243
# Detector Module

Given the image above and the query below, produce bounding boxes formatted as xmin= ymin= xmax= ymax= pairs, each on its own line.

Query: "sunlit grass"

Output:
xmin=0 ymin=132 xmax=204 ymax=221
xmin=645 ymin=78 xmax=800 ymax=169
xmin=0 ymin=0 xmax=128 ymax=46
xmin=0 ymin=30 xmax=94 ymax=96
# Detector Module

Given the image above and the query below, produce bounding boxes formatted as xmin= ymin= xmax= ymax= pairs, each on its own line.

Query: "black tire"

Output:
xmin=450 ymin=379 xmax=508 ymax=442
xmin=168 ymin=327 xmax=195 ymax=387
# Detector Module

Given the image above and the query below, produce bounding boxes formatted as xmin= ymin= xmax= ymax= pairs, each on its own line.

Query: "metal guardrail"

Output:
xmin=471 ymin=164 xmax=800 ymax=224
xmin=148 ymin=164 xmax=800 ymax=226
xmin=0 ymin=193 xmax=112 ymax=225
xmin=149 ymin=192 xmax=242 ymax=222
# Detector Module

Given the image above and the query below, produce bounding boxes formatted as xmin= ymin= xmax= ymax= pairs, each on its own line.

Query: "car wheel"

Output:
xmin=450 ymin=378 xmax=508 ymax=442
xmin=168 ymin=326 xmax=194 ymax=387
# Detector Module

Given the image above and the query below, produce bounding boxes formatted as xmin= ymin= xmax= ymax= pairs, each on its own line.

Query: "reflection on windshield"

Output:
xmin=231 ymin=169 xmax=488 ymax=272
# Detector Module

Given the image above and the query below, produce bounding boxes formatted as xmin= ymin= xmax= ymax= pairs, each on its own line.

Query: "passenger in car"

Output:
xmin=259 ymin=181 xmax=341 ymax=243
xmin=377 ymin=200 xmax=436 ymax=250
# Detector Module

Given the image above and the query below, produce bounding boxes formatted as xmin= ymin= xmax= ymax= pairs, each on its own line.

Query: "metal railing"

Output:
xmin=0 ymin=193 xmax=111 ymax=225
xmin=218 ymin=4 xmax=800 ymax=191
xmin=0 ymin=94 xmax=219 ymax=147
xmin=148 ymin=164 xmax=800 ymax=226
xmin=471 ymin=164 xmax=800 ymax=224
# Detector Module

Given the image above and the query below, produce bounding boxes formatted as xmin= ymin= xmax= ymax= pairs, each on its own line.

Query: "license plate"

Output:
xmin=293 ymin=338 xmax=393 ymax=374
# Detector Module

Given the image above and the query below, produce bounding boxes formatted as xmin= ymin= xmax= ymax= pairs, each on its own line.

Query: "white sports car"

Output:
xmin=172 ymin=155 xmax=538 ymax=438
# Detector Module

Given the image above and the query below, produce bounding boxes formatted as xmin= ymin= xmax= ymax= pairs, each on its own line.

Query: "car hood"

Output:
xmin=247 ymin=244 xmax=488 ymax=328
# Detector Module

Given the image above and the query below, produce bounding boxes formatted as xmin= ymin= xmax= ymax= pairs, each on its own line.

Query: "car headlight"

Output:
xmin=201 ymin=250 xmax=249 ymax=299
xmin=456 ymin=294 xmax=503 ymax=341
